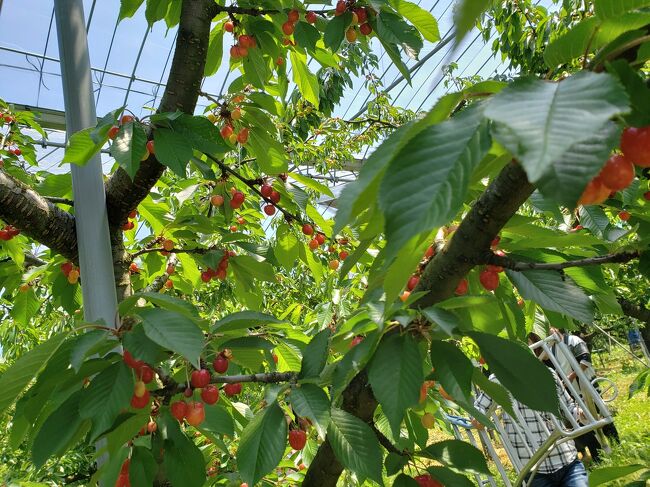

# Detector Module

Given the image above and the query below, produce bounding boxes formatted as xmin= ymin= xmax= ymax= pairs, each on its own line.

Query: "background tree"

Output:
xmin=0 ymin=0 xmax=649 ymax=486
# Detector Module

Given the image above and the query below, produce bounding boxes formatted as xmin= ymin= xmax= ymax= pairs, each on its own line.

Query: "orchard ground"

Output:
xmin=420 ymin=346 xmax=650 ymax=487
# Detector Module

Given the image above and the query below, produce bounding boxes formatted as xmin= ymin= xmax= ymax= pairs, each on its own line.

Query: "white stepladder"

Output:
xmin=445 ymin=334 xmax=614 ymax=487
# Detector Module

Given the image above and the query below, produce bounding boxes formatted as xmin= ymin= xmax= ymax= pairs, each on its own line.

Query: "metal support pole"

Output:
xmin=54 ymin=0 xmax=119 ymax=474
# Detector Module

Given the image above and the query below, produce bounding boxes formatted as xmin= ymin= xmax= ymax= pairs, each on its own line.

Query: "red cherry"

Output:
xmin=211 ymin=194 xmax=225 ymax=207
xmin=287 ymin=9 xmax=300 ymax=22
xmin=140 ymin=365 xmax=155 ymax=384
xmin=578 ymin=176 xmax=611 ymax=206
xmin=171 ymin=401 xmax=187 ymax=421
xmin=339 ymin=250 xmax=349 ymax=260
xmin=230 ymin=191 xmax=245 ymax=208
xmin=621 ymin=126 xmax=650 ymax=167
xmin=302 ymin=224 xmax=314 ymax=235
xmin=223 ymin=382 xmax=242 ymax=397
xmin=130 ymin=389 xmax=150 ymax=409
xmin=335 ymin=0 xmax=347 ymax=15
xmin=455 ymin=278 xmax=468 ymax=296
xmin=129 ymin=262 xmax=139 ymax=273
xmin=120 ymin=115 xmax=134 ymax=125
xmin=487 ymin=264 xmax=504 ymax=273
xmin=184 ymin=387 xmax=193 ymax=398
xmin=238 ymin=35 xmax=254 ymax=49
xmin=407 ymin=275 xmax=420 ymax=291
xmin=230 ymin=225 xmax=238 ymax=232
xmin=599 ymin=154 xmax=635 ymax=191
xmin=0 ymin=230 xmax=11 ymax=241
xmin=424 ymin=245 xmax=435 ymax=259
xmin=201 ymin=385 xmax=220 ymax=405
xmin=414 ymin=474 xmax=443 ymax=487
xmin=237 ymin=128 xmax=250 ymax=144
xmin=224 ymin=21 xmax=234 ymax=33
xmin=276 ymin=57 xmax=285 ymax=66
xmin=479 ymin=269 xmax=499 ymax=291
xmin=164 ymin=279 xmax=173 ymax=289
xmin=282 ymin=21 xmax=295 ymax=36
xmin=221 ymin=124 xmax=234 ymax=139
xmin=491 ymin=235 xmax=501 ymax=247
xmin=288 ymin=429 xmax=307 ymax=450
xmin=350 ymin=336 xmax=363 ymax=348
xmin=147 ymin=421 xmax=157 ymax=433
xmin=122 ymin=221 xmax=134 ymax=231
xmin=264 ymin=204 xmax=276 ymax=216
xmin=308 ymin=239 xmax=319 ymax=250
xmin=400 ymin=291 xmax=411 ymax=302
xmin=359 ymin=23 xmax=373 ymax=35
xmin=166 ymin=264 xmax=175 ymax=275
xmin=237 ymin=216 xmax=246 ymax=225
xmin=201 ymin=271 xmax=212 ymax=283
xmin=315 ymin=233 xmax=326 ymax=245
xmin=61 ymin=262 xmax=73 ymax=276
xmin=260 ymin=184 xmax=273 ymax=198
xmin=108 ymin=126 xmax=119 ymax=139
xmin=120 ymin=458 xmax=131 ymax=475
xmin=213 ymin=355 xmax=229 ymax=374
xmin=185 ymin=401 xmax=205 ymax=426
xmin=191 ymin=369 xmax=211 ymax=388
xmin=355 ymin=8 xmax=368 ymax=23
xmin=123 ymin=350 xmax=144 ymax=370
xmin=306 ymin=11 xmax=318 ymax=24
xmin=269 ymin=190 xmax=281 ymax=204
xmin=619 ymin=210 xmax=631 ymax=221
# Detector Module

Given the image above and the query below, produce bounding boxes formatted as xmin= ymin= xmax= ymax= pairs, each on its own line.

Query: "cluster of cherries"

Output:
xmin=124 ymin=350 xmax=157 ymax=409
xmin=169 ymin=351 xmax=242 ymax=427
xmin=226 ymin=29 xmax=258 ymax=60
xmin=208 ymin=95 xmax=250 ymax=145
xmin=200 ymin=250 xmax=236 ymax=283
xmin=578 ymin=126 xmax=650 ymax=209
xmin=399 ymin=245 xmax=435 ymax=302
xmin=335 ymin=1 xmax=373 ymax=40
xmin=61 ymin=261 xmax=81 ymax=285
xmin=0 ymin=224 xmax=19 ymax=241
xmin=122 ymin=209 xmax=138 ymax=231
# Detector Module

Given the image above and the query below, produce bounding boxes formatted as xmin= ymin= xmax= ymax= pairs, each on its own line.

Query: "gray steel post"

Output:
xmin=54 ymin=0 xmax=119 ymax=475
xmin=54 ymin=0 xmax=118 ymax=325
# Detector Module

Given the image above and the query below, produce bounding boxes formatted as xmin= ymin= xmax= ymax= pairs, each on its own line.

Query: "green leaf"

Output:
xmin=275 ymin=226 xmax=300 ymax=272
xmin=544 ymin=13 xmax=650 ymax=67
xmin=299 ymin=329 xmax=331 ymax=379
xmin=377 ymin=36 xmax=412 ymax=83
xmin=32 ymin=391 xmax=85 ymax=468
xmin=331 ymin=332 xmax=380 ymax=400
xmin=327 ymin=408 xmax=384 ymax=485
xmin=589 ymin=464 xmax=646 ymax=486
xmin=380 ymin=104 xmax=490 ymax=258
xmin=10 ymin=287 xmax=39 ymax=326
xmin=111 ymin=122 xmax=148 ymax=179
xmin=200 ymin=404 xmax=235 ymax=438
xmin=153 ymin=127 xmax=192 ymax=177
xmin=289 ymin=384 xmax=331 ymax=440
xmin=205 ymin=25 xmax=224 ymax=76
xmin=393 ymin=473 xmax=420 ymax=487
xmin=389 ymin=0 xmax=440 ymax=43
xmin=163 ymin=424 xmax=206 ymax=487
xmin=119 ymin=0 xmax=145 ymax=20
xmin=290 ymin=50 xmax=320 ymax=108
xmin=120 ymin=291 xmax=199 ymax=318
xmin=429 ymin=340 xmax=473 ymax=404
xmin=70 ymin=330 xmax=111 ymax=372
xmin=137 ymin=307 xmax=204 ymax=368
xmin=454 ymin=0 xmax=491 ymax=41
xmin=472 ymin=368 xmax=516 ymax=419
xmin=212 ymin=310 xmax=283 ymax=333
xmin=417 ymin=439 xmax=490 ymax=475
xmin=171 ymin=114 xmax=229 ymax=155
xmin=324 ymin=12 xmax=352 ymax=51
xmin=129 ymin=446 xmax=157 ymax=487
xmin=368 ymin=334 xmax=423 ymax=436
xmin=145 ymin=0 xmax=170 ymax=26
xmin=122 ymin=324 xmax=169 ymax=366
xmin=294 ymin=21 xmax=321 ymax=51
xmin=289 ymin=172 xmax=335 ymax=197
xmin=80 ymin=361 xmax=133 ymax=441
xmin=468 ymin=332 xmax=560 ymax=415
xmin=427 ymin=466 xmax=474 ymax=487
xmin=375 ymin=10 xmax=423 ymax=59
xmin=485 ymin=72 xmax=629 ymax=183
xmin=237 ymin=401 xmax=288 ymax=486
xmin=535 ymin=122 xmax=621 ymax=208
xmin=505 ymin=269 xmax=595 ymax=323
xmin=0 ymin=332 xmax=70 ymax=412
xmin=62 ymin=127 xmax=109 ymax=166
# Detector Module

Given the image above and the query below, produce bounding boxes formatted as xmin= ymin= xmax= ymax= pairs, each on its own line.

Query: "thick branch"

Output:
xmin=0 ymin=170 xmax=78 ymax=261
xmin=133 ymin=245 xmax=220 ymax=258
xmin=480 ymin=250 xmax=640 ymax=271
xmin=45 ymin=196 xmax=74 ymax=206
xmin=104 ymin=0 xmax=215 ymax=231
xmin=414 ymin=161 xmax=535 ymax=307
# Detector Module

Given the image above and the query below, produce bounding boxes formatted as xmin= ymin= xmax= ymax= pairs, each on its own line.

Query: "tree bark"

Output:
xmin=0 ymin=170 xmax=78 ymax=262
xmin=304 ymin=161 xmax=535 ymax=485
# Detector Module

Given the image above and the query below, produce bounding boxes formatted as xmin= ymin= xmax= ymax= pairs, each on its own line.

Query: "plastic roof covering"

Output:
xmin=0 ymin=0 xmax=512 ymax=185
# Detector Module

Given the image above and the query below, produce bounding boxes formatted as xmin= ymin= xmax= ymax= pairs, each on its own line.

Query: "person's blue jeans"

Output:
xmin=529 ymin=459 xmax=588 ymax=487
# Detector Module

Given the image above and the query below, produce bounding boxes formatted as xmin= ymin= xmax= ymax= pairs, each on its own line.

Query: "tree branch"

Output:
xmin=104 ymin=0 xmax=215 ymax=231
xmin=0 ymin=170 xmax=78 ymax=262
xmin=479 ymin=250 xmax=640 ymax=271
xmin=45 ymin=196 xmax=74 ymax=206
xmin=133 ymin=245 xmax=220 ymax=258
